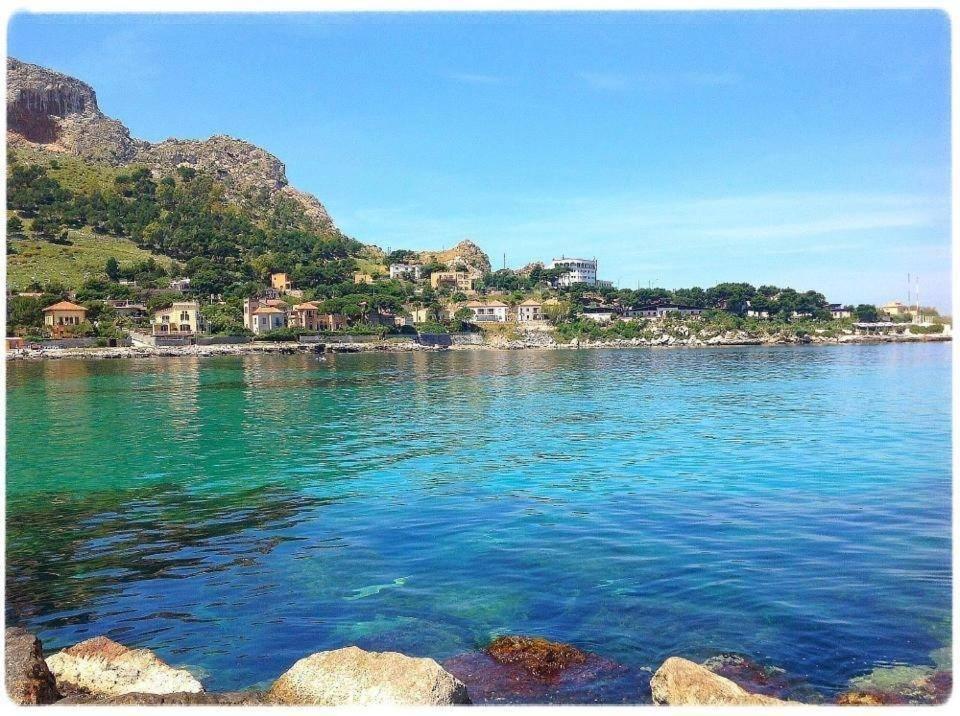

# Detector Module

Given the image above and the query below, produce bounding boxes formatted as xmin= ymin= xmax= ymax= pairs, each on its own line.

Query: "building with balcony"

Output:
xmin=152 ymin=301 xmax=206 ymax=336
xmin=464 ymin=300 xmax=508 ymax=322
xmin=547 ymin=257 xmax=598 ymax=287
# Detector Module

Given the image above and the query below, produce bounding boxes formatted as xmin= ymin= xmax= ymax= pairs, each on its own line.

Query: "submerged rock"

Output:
xmin=839 ymin=664 xmax=952 ymax=705
xmin=266 ymin=646 xmax=470 ymax=705
xmin=702 ymin=652 xmax=816 ymax=701
xmin=650 ymin=657 xmax=789 ymax=705
xmin=836 ymin=690 xmax=905 ymax=705
xmin=443 ymin=648 xmax=650 ymax=705
xmin=5 ymin=628 xmax=60 ymax=705
xmin=45 ymin=636 xmax=203 ymax=697
xmin=485 ymin=635 xmax=587 ymax=682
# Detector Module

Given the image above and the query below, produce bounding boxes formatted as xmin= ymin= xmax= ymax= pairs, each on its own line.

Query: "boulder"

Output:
xmin=650 ymin=657 xmax=789 ymax=706
xmin=5 ymin=628 xmax=60 ymax=705
xmin=45 ymin=636 xmax=203 ymax=697
xmin=267 ymin=646 xmax=470 ymax=706
xmin=485 ymin=636 xmax=587 ymax=682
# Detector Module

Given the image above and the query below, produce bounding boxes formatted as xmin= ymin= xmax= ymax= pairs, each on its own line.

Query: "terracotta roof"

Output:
xmin=264 ymin=299 xmax=287 ymax=307
xmin=518 ymin=299 xmax=542 ymax=306
xmin=42 ymin=301 xmax=86 ymax=312
xmin=252 ymin=306 xmax=285 ymax=315
xmin=292 ymin=303 xmax=317 ymax=311
xmin=464 ymin=300 xmax=509 ymax=308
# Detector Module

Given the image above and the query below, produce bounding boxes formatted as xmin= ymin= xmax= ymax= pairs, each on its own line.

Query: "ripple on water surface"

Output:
xmin=5 ymin=344 xmax=952 ymax=699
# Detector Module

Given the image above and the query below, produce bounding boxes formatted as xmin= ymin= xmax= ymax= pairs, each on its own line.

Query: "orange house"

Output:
xmin=42 ymin=301 xmax=88 ymax=337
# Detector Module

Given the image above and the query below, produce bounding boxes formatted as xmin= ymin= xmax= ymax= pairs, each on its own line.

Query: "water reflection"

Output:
xmin=5 ymin=345 xmax=952 ymax=697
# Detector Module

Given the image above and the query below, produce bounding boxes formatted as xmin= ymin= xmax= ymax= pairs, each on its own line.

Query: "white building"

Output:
xmin=547 ymin=257 xmax=598 ymax=287
xmin=624 ymin=304 xmax=704 ymax=319
xmin=464 ymin=300 xmax=508 ymax=323
xmin=581 ymin=307 xmax=619 ymax=322
xmin=516 ymin=299 xmax=544 ymax=322
xmin=169 ymin=277 xmax=191 ymax=291
xmin=389 ymin=263 xmax=423 ymax=281
xmin=243 ymin=298 xmax=289 ymax=334
xmin=249 ymin=306 xmax=287 ymax=334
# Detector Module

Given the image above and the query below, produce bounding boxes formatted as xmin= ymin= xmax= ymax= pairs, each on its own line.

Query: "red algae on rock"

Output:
xmin=442 ymin=650 xmax=650 ymax=705
xmin=485 ymin=635 xmax=587 ymax=682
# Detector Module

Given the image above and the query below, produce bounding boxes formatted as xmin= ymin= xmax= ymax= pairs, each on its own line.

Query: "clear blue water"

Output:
xmin=5 ymin=344 xmax=952 ymax=699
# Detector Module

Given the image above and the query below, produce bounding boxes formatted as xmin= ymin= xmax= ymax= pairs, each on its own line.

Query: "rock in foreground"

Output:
xmin=267 ymin=646 xmax=470 ymax=705
xmin=650 ymin=657 xmax=789 ymax=706
xmin=5 ymin=627 xmax=60 ymax=705
xmin=486 ymin=635 xmax=587 ymax=682
xmin=45 ymin=636 xmax=203 ymax=697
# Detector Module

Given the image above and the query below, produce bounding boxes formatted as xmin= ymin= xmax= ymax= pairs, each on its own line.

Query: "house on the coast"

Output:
xmin=289 ymin=303 xmax=320 ymax=331
xmin=516 ymin=299 xmax=544 ymax=322
xmin=581 ymin=306 xmax=620 ymax=322
xmin=829 ymin=304 xmax=853 ymax=319
xmin=464 ymin=300 xmax=508 ymax=323
xmin=152 ymin=302 xmax=206 ymax=336
xmin=106 ymin=300 xmax=148 ymax=319
xmin=42 ymin=301 xmax=88 ymax=337
xmin=881 ymin=301 xmax=911 ymax=317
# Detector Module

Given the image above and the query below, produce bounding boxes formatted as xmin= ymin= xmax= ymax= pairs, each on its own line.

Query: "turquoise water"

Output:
xmin=5 ymin=344 xmax=952 ymax=699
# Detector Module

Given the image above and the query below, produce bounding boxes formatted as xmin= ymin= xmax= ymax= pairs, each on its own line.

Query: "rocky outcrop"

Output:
xmin=45 ymin=635 xmax=203 ymax=697
xmin=267 ymin=646 xmax=471 ymax=706
xmin=419 ymin=240 xmax=491 ymax=275
xmin=5 ymin=627 xmax=60 ymax=705
xmin=7 ymin=58 xmax=334 ymax=231
xmin=650 ymin=657 xmax=789 ymax=706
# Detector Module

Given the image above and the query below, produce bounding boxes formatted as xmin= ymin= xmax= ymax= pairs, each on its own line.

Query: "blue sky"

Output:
xmin=8 ymin=11 xmax=952 ymax=309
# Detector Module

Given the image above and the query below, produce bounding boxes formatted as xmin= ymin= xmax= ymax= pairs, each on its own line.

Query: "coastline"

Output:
xmin=4 ymin=330 xmax=951 ymax=361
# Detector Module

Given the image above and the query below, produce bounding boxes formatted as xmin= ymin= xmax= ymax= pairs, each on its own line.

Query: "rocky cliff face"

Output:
xmin=7 ymin=58 xmax=334 ymax=231
xmin=419 ymin=239 xmax=491 ymax=275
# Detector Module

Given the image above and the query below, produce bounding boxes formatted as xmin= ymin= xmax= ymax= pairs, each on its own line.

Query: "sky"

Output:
xmin=7 ymin=11 xmax=953 ymax=310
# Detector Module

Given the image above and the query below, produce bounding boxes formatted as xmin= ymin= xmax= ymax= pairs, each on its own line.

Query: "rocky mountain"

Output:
xmin=418 ymin=240 xmax=491 ymax=275
xmin=6 ymin=57 xmax=334 ymax=231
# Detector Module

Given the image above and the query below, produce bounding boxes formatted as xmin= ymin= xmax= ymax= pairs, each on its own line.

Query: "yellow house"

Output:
xmin=430 ymin=271 xmax=475 ymax=292
xmin=881 ymin=301 xmax=910 ymax=317
xmin=152 ymin=301 xmax=207 ymax=335
xmin=42 ymin=301 xmax=87 ymax=337
xmin=408 ymin=306 xmax=438 ymax=324
xmin=271 ymin=273 xmax=293 ymax=293
xmin=353 ymin=272 xmax=375 ymax=285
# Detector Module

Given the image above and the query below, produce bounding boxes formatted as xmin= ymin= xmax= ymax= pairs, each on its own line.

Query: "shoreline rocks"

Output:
xmin=45 ymin=636 xmax=203 ymax=697
xmin=5 ymin=628 xmax=60 ymax=705
xmin=650 ymin=657 xmax=791 ymax=706
xmin=5 ymin=628 xmax=952 ymax=706
xmin=267 ymin=646 xmax=470 ymax=706
xmin=5 ymin=330 xmax=950 ymax=362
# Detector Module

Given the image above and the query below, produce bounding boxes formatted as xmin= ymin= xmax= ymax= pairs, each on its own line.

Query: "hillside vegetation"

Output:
xmin=6 ymin=147 xmax=366 ymax=296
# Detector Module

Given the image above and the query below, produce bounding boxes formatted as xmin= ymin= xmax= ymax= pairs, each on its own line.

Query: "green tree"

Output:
xmin=105 ymin=257 xmax=121 ymax=282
